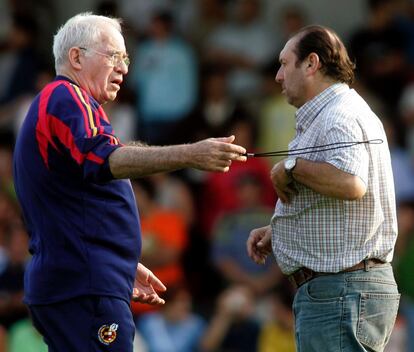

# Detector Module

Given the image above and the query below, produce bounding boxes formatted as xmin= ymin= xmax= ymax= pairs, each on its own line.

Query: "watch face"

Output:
xmin=285 ymin=158 xmax=296 ymax=170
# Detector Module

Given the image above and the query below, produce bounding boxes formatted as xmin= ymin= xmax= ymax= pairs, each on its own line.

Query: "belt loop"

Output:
xmin=363 ymin=258 xmax=369 ymax=272
xmin=288 ymin=275 xmax=298 ymax=289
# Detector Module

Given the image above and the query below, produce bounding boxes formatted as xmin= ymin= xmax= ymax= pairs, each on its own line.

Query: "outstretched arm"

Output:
xmin=109 ymin=135 xmax=247 ymax=179
xmin=132 ymin=263 xmax=167 ymax=305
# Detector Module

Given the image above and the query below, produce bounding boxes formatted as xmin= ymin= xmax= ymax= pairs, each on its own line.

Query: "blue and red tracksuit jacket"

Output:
xmin=13 ymin=75 xmax=141 ymax=305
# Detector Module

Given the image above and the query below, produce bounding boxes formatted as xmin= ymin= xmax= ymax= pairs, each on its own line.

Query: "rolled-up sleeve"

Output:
xmin=323 ymin=113 xmax=369 ymax=185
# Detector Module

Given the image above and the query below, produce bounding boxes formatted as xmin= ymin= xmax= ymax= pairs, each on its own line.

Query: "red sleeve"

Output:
xmin=36 ymin=81 xmax=122 ymax=182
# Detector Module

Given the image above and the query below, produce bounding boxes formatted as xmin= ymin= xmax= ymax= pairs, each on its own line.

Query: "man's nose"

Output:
xmin=275 ymin=68 xmax=283 ymax=83
xmin=115 ymin=61 xmax=128 ymax=75
xmin=275 ymin=70 xmax=283 ymax=83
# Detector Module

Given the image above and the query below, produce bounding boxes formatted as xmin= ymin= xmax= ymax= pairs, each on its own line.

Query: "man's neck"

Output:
xmin=56 ymin=68 xmax=81 ymax=87
xmin=307 ymin=78 xmax=339 ymax=103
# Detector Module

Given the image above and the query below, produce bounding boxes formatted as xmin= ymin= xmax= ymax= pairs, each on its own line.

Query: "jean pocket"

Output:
xmin=305 ymin=276 xmax=345 ymax=302
xmin=356 ymin=292 xmax=400 ymax=351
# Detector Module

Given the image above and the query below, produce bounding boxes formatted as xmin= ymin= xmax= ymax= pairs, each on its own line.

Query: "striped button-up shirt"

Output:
xmin=271 ymin=83 xmax=397 ymax=274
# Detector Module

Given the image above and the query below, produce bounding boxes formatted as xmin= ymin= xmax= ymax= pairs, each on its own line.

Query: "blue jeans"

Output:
xmin=293 ymin=264 xmax=400 ymax=352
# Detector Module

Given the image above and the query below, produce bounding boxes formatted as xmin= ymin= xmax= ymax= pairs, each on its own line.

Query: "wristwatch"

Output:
xmin=284 ymin=157 xmax=297 ymax=180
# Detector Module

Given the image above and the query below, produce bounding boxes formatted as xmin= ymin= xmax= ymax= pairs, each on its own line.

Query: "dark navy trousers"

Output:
xmin=29 ymin=296 xmax=135 ymax=352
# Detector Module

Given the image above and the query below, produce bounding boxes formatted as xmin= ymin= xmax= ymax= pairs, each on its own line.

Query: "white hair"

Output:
xmin=53 ymin=12 xmax=122 ymax=71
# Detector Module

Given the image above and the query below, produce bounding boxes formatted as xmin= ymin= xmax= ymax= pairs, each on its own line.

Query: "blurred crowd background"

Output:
xmin=1 ymin=0 xmax=414 ymax=351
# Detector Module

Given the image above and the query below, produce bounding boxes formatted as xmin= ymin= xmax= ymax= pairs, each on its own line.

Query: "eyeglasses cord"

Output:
xmin=245 ymin=139 xmax=384 ymax=157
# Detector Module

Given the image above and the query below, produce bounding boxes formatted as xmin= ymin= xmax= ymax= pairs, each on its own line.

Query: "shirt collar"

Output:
xmin=54 ymin=75 xmax=77 ymax=85
xmin=54 ymin=75 xmax=100 ymax=106
xmin=295 ymin=83 xmax=349 ymax=132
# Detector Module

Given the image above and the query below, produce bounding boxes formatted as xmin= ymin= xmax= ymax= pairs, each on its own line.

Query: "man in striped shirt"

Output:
xmin=13 ymin=13 xmax=247 ymax=352
xmin=247 ymin=25 xmax=399 ymax=351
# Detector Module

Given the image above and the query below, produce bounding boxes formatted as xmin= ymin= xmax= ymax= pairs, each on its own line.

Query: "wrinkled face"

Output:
xmin=80 ymin=25 xmax=128 ymax=104
xmin=275 ymin=37 xmax=308 ymax=108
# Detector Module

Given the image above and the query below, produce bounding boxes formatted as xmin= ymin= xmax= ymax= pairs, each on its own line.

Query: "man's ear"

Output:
xmin=68 ymin=47 xmax=82 ymax=70
xmin=306 ymin=53 xmax=320 ymax=74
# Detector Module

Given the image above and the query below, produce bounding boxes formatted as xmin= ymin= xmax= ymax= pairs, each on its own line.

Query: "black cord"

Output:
xmin=245 ymin=139 xmax=383 ymax=157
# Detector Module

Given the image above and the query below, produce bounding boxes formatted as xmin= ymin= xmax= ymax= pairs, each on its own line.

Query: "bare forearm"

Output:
xmin=109 ymin=145 xmax=190 ymax=179
xmin=292 ymin=158 xmax=366 ymax=200
xmin=109 ymin=136 xmax=247 ymax=179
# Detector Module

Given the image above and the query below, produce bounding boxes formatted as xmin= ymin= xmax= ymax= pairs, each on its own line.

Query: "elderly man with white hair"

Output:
xmin=13 ymin=12 xmax=246 ymax=352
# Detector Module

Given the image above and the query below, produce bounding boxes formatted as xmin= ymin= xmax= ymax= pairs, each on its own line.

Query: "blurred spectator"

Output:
xmin=200 ymin=285 xmax=260 ymax=352
xmin=0 ymin=325 xmax=6 ymax=352
xmin=119 ymin=0 xmax=195 ymax=38
xmin=0 ymin=210 xmax=6 ymax=284
xmin=279 ymin=4 xmax=307 ymax=37
xmin=398 ymin=82 xmax=414 ymax=156
xmin=96 ymin=0 xmax=119 ymax=17
xmin=0 ymin=67 xmax=54 ymax=144
xmin=382 ymin=117 xmax=414 ymax=204
xmin=137 ymin=283 xmax=206 ymax=352
xmin=101 ymin=87 xmax=137 ymax=144
xmin=394 ymin=0 xmax=414 ymax=68
xmin=0 ymin=221 xmax=29 ymax=329
xmin=6 ymin=0 xmax=56 ymax=66
xmin=258 ymin=279 xmax=296 ymax=352
xmin=394 ymin=200 xmax=414 ymax=352
xmin=211 ymin=172 xmax=280 ymax=297
xmin=0 ymin=145 xmax=14 ymax=197
xmin=182 ymin=64 xmax=243 ymax=143
xmin=130 ymin=178 xmax=188 ymax=316
xmin=0 ymin=1 xmax=11 ymax=41
xmin=200 ymin=116 xmax=276 ymax=237
xmin=257 ymin=64 xmax=297 ymax=164
xmin=348 ymin=0 xmax=408 ymax=108
xmin=186 ymin=0 xmax=228 ymax=52
xmin=203 ymin=0 xmax=275 ymax=99
xmin=129 ymin=11 xmax=198 ymax=145
xmin=352 ymin=78 xmax=389 ymax=119
xmin=119 ymin=0 xmax=173 ymax=36
xmin=133 ymin=330 xmax=149 ymax=352
xmin=150 ymin=173 xmax=196 ymax=228
xmin=0 ymin=13 xmax=41 ymax=143
xmin=8 ymin=318 xmax=47 ymax=352
xmin=275 ymin=4 xmax=308 ymax=52
xmin=0 ymin=13 xmax=40 ymax=105
xmin=0 ymin=191 xmax=21 ymax=276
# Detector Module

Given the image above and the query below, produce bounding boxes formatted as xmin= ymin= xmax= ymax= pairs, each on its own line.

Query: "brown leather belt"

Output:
xmin=288 ymin=258 xmax=386 ymax=289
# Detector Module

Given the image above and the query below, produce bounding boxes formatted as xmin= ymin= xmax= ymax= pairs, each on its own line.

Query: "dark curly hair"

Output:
xmin=293 ymin=25 xmax=355 ymax=85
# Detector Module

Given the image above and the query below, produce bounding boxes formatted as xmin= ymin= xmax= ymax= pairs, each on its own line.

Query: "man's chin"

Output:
xmin=99 ymin=93 xmax=117 ymax=105
xmin=107 ymin=91 xmax=118 ymax=102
